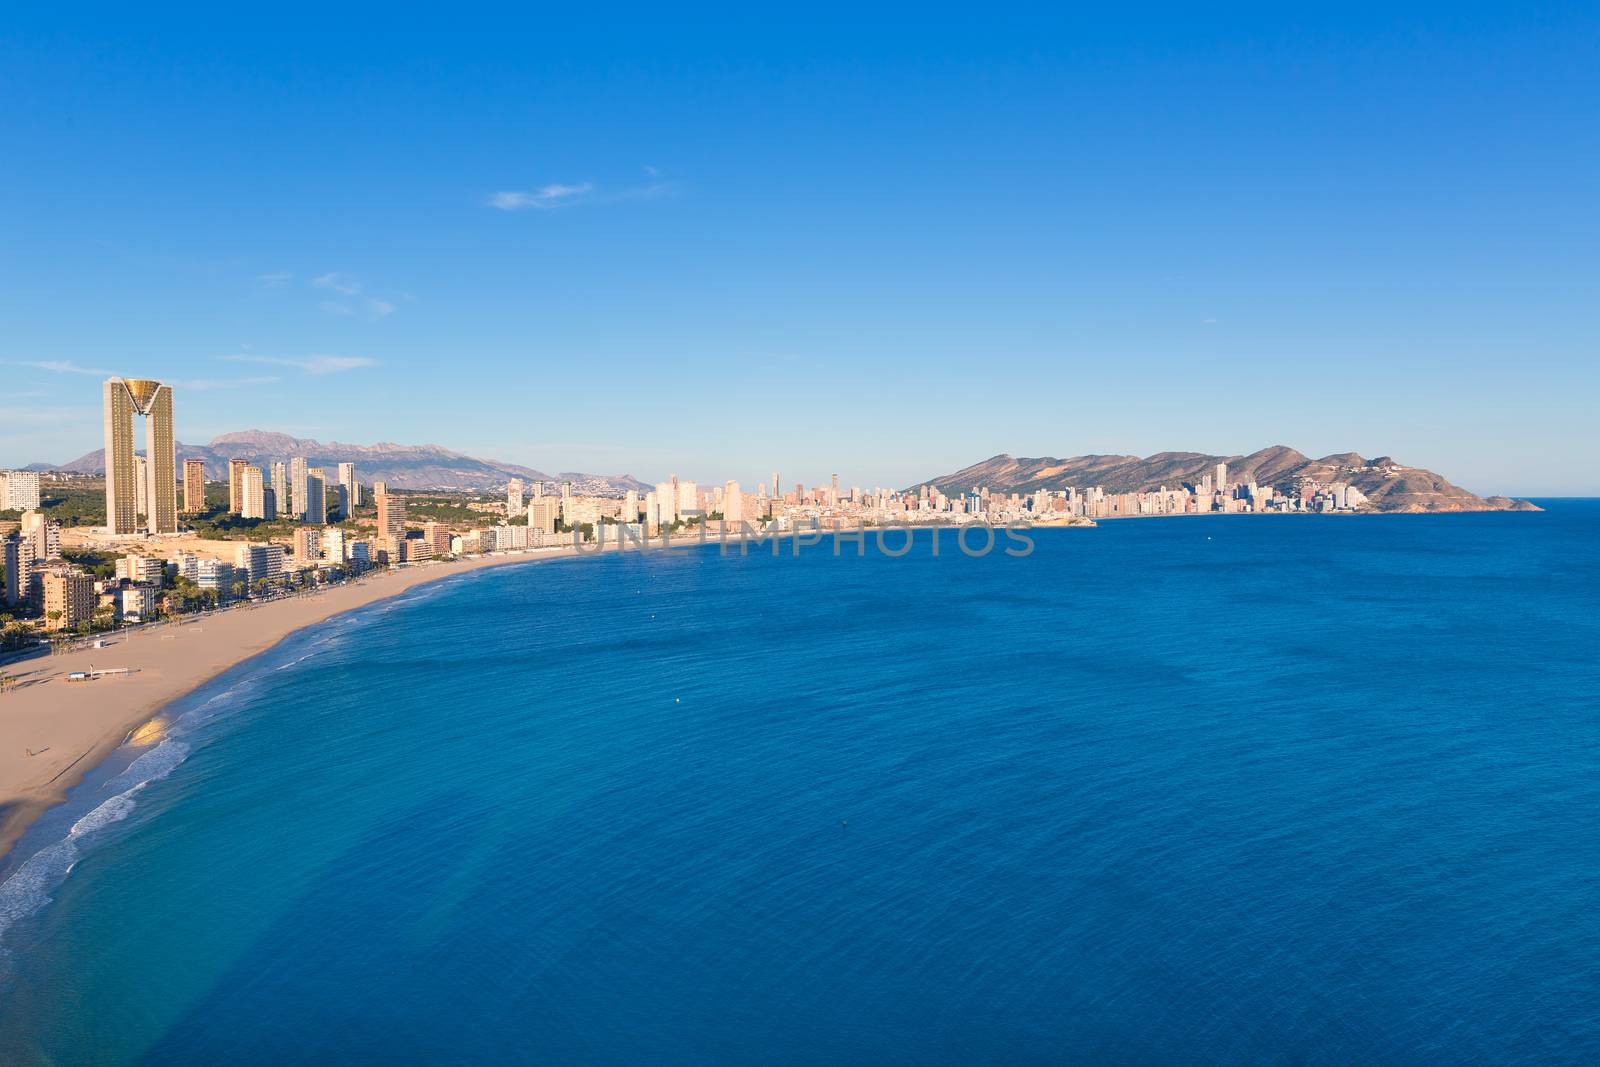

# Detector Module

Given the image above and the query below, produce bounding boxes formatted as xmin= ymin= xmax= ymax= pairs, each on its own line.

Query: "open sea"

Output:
xmin=1 ymin=502 xmax=1597 ymax=1065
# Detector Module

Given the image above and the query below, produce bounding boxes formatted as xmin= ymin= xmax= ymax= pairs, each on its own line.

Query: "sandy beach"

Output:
xmin=0 ymin=533 xmax=730 ymax=862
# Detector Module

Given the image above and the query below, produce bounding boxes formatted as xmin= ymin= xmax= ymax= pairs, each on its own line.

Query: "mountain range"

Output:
xmin=917 ymin=446 xmax=1538 ymax=513
xmin=32 ymin=430 xmax=650 ymax=494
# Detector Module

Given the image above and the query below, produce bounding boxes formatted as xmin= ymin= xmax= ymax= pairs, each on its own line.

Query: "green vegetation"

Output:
xmin=167 ymin=576 xmax=221 ymax=614
xmin=1 ymin=616 xmax=36 ymax=651
xmin=400 ymin=495 xmax=497 ymax=525
xmin=17 ymin=479 xmax=108 ymax=527
xmin=189 ymin=509 xmax=303 ymax=541
xmin=61 ymin=546 xmax=126 ymax=579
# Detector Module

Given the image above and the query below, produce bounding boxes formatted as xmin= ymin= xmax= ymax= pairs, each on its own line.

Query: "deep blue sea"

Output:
xmin=1 ymin=503 xmax=1597 ymax=1064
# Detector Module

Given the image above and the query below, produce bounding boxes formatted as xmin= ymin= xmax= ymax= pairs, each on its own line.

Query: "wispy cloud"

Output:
xmin=3 ymin=358 xmax=115 ymax=377
xmin=171 ymin=375 xmax=282 ymax=391
xmin=488 ymin=183 xmax=595 ymax=211
xmin=310 ymin=271 xmax=362 ymax=295
xmin=317 ymin=298 xmax=396 ymax=320
xmin=220 ymin=354 xmax=378 ymax=375
xmin=257 ymin=270 xmax=294 ymax=287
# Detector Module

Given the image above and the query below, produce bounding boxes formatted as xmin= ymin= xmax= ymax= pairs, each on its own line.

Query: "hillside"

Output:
xmin=917 ymin=446 xmax=1538 ymax=513
xmin=34 ymin=430 xmax=650 ymax=494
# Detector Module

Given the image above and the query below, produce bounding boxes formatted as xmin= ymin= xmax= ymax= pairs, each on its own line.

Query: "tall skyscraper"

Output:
xmin=723 ymin=481 xmax=743 ymax=526
xmin=1214 ymin=462 xmax=1228 ymax=493
xmin=305 ymin=468 xmax=326 ymax=524
xmin=241 ymin=466 xmax=267 ymax=519
xmin=375 ymin=482 xmax=406 ymax=541
xmin=271 ymin=461 xmax=289 ymax=514
xmin=290 ymin=457 xmax=309 ymax=520
xmin=507 ymin=478 xmax=525 ymax=513
xmin=103 ymin=377 xmax=177 ymax=535
xmin=227 ymin=458 xmax=250 ymax=515
xmin=337 ymin=462 xmax=359 ymax=510
xmin=182 ymin=458 xmax=206 ymax=514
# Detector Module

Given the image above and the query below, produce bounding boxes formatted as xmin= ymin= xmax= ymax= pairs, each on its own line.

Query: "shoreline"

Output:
xmin=0 ymin=533 xmax=722 ymax=864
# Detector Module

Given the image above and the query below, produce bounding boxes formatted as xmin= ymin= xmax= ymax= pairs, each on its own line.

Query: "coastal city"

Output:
xmin=0 ymin=375 xmax=1377 ymax=643
xmin=2 ymin=10 xmax=1588 ymax=1062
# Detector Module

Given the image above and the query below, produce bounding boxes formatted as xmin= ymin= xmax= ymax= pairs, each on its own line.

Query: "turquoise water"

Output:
xmin=1 ymin=505 xmax=1597 ymax=1064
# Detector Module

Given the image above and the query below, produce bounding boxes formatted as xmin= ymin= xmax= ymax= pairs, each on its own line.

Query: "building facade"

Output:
xmin=0 ymin=471 xmax=42 ymax=511
xmin=338 ymin=462 xmax=359 ymax=510
xmin=182 ymin=458 xmax=206 ymax=514
xmin=103 ymin=377 xmax=178 ymax=535
xmin=42 ymin=570 xmax=95 ymax=630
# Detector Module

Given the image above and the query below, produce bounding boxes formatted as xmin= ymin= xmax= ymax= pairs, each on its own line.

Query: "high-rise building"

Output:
xmin=375 ymin=483 xmax=406 ymax=542
xmin=528 ymin=498 xmax=559 ymax=535
xmin=423 ymin=521 xmax=452 ymax=557
xmin=103 ymin=377 xmax=177 ymax=536
xmin=182 ymin=458 xmax=206 ymax=514
xmin=338 ymin=462 xmax=359 ymax=510
xmin=677 ymin=480 xmax=698 ymax=520
xmin=723 ymin=481 xmax=743 ymax=525
xmin=242 ymin=466 xmax=267 ymax=519
xmin=623 ymin=489 xmax=639 ymax=522
xmin=507 ymin=479 xmax=525 ymax=513
xmin=270 ymin=461 xmax=289 ymax=514
xmin=195 ymin=559 xmax=234 ymax=602
xmin=42 ymin=570 xmax=95 ymax=630
xmin=1215 ymin=462 xmax=1228 ymax=492
xmin=115 ymin=554 xmax=165 ymax=584
xmin=234 ymin=542 xmax=286 ymax=590
xmin=305 ymin=468 xmax=326 ymax=524
xmin=3 ymin=535 xmax=36 ymax=606
xmin=290 ymin=457 xmax=308 ymax=520
xmin=21 ymin=510 xmax=61 ymax=561
xmin=322 ymin=526 xmax=346 ymax=563
xmin=261 ymin=486 xmax=277 ymax=521
xmin=227 ymin=458 xmax=250 ymax=516
xmin=0 ymin=471 xmax=42 ymax=511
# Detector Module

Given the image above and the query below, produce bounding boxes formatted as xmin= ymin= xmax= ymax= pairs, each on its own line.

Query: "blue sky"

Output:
xmin=2 ymin=5 xmax=1595 ymax=494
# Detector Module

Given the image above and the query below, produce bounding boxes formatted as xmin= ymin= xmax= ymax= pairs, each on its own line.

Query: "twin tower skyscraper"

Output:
xmin=103 ymin=376 xmax=178 ymax=535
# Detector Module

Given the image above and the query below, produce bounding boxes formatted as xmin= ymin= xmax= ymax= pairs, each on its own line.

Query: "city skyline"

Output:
xmin=3 ymin=8 xmax=1597 ymax=495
